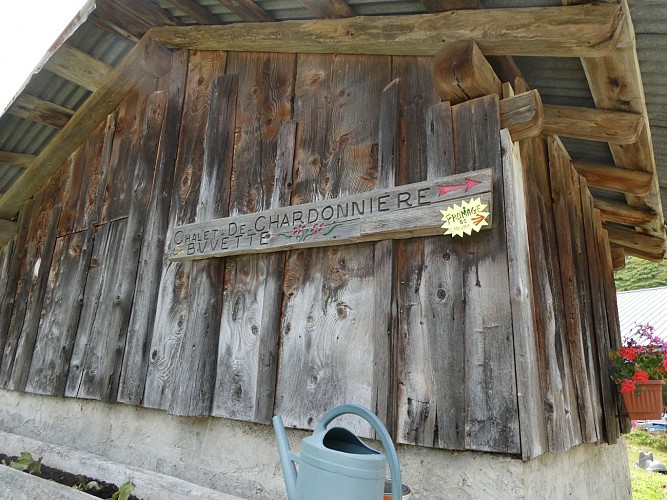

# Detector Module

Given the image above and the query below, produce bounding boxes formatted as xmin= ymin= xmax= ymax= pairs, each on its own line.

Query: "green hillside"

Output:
xmin=614 ymin=256 xmax=667 ymax=292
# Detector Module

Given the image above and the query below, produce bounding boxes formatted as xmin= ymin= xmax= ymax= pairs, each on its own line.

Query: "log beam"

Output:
xmin=433 ymin=40 xmax=501 ymax=104
xmin=500 ymin=90 xmax=544 ymax=142
xmin=621 ymin=246 xmax=666 ymax=263
xmin=0 ymin=37 xmax=173 ymax=220
xmin=593 ymin=198 xmax=657 ymax=227
xmin=9 ymin=94 xmax=74 ymax=129
xmin=543 ymin=104 xmax=643 ymax=144
xmin=43 ymin=44 xmax=113 ymax=92
xmin=147 ymin=4 xmax=625 ymax=57
xmin=0 ymin=151 xmax=36 ymax=168
xmin=609 ymin=245 xmax=626 ymax=270
xmin=604 ymin=224 xmax=665 ymax=255
xmin=572 ymin=160 xmax=653 ymax=196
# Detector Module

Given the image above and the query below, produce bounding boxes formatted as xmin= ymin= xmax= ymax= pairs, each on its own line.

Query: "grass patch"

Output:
xmin=627 ymin=429 xmax=667 ymax=499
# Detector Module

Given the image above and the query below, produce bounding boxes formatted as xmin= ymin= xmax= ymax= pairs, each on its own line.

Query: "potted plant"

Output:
xmin=610 ymin=324 xmax=667 ymax=420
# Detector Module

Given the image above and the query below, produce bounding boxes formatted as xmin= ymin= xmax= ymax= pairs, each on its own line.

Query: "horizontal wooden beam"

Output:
xmin=0 ymin=219 xmax=16 ymax=246
xmin=543 ymin=104 xmax=643 ymax=144
xmin=9 ymin=94 xmax=74 ymax=129
xmin=621 ymin=246 xmax=665 ymax=263
xmin=604 ymin=224 xmax=665 ymax=255
xmin=44 ymin=44 xmax=113 ymax=92
xmin=593 ymin=198 xmax=657 ymax=227
xmin=0 ymin=151 xmax=36 ymax=168
xmin=572 ymin=160 xmax=653 ymax=196
xmin=147 ymin=4 xmax=624 ymax=57
xmin=500 ymin=90 xmax=544 ymax=142
xmin=0 ymin=37 xmax=173 ymax=220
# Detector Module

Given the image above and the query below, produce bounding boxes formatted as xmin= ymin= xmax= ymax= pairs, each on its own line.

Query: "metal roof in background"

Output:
xmin=617 ymin=286 xmax=667 ymax=338
xmin=0 ymin=0 xmax=665 ymax=256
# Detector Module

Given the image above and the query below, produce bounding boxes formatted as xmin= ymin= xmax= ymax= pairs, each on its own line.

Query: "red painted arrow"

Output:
xmin=438 ymin=177 xmax=482 ymax=196
xmin=472 ymin=214 xmax=486 ymax=226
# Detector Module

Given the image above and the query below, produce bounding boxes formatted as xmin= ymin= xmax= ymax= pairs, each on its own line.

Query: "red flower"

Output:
xmin=662 ymin=358 xmax=667 ymax=371
xmin=292 ymin=224 xmax=306 ymax=236
xmin=633 ymin=370 xmax=650 ymax=384
xmin=619 ymin=346 xmax=638 ymax=361
xmin=620 ymin=379 xmax=637 ymax=395
xmin=310 ymin=223 xmax=325 ymax=235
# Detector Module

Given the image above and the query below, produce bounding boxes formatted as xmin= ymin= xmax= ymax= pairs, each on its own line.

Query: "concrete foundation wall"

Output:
xmin=0 ymin=390 xmax=631 ymax=499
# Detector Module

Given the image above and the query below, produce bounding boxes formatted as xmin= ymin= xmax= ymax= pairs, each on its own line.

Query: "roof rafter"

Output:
xmin=44 ymin=44 xmax=113 ymax=92
xmin=0 ymin=152 xmax=36 ymax=168
xmin=9 ymin=94 xmax=74 ymax=129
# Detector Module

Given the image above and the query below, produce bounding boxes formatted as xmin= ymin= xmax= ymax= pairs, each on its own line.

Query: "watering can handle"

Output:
xmin=316 ymin=404 xmax=402 ymax=500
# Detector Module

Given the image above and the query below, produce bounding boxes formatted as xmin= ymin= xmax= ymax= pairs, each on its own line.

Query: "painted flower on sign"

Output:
xmin=610 ymin=324 xmax=667 ymax=395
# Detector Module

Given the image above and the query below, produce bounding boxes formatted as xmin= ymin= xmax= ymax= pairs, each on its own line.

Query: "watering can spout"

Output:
xmin=273 ymin=415 xmax=298 ymax=500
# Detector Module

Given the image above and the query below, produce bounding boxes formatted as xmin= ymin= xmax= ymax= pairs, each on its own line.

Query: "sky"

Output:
xmin=0 ymin=0 xmax=89 ymax=112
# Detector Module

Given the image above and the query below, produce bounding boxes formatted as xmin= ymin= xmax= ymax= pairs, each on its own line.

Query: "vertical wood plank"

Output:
xmin=25 ymin=228 xmax=94 ymax=396
xmin=144 ymin=50 xmax=227 ymax=411
xmin=391 ymin=57 xmax=446 ymax=447
xmin=212 ymin=51 xmax=296 ymax=423
xmin=274 ymin=54 xmax=391 ymax=438
xmin=567 ymin=164 xmax=603 ymax=443
xmin=547 ymin=136 xmax=597 ymax=443
xmin=168 ymin=73 xmax=238 ymax=417
xmin=396 ymin=100 xmax=467 ymax=449
xmin=99 ymin=75 xmax=158 ymax=224
xmin=0 ymin=241 xmax=14 ymax=321
xmin=74 ymin=116 xmax=117 ymax=232
xmin=0 ymin=201 xmax=33 ymax=366
xmin=371 ymin=79 xmax=399 ymax=428
xmin=118 ymin=50 xmax=189 ymax=406
xmin=597 ymin=217 xmax=629 ymax=433
xmin=0 ymin=240 xmax=39 ymax=388
xmin=501 ymin=130 xmax=547 ymax=459
xmin=581 ymin=181 xmax=618 ymax=444
xmin=65 ymin=221 xmax=126 ymax=398
xmin=65 ymin=91 xmax=168 ymax=402
xmin=522 ymin=134 xmax=581 ymax=452
xmin=6 ymin=205 xmax=62 ymax=391
xmin=55 ymin=153 xmax=83 ymax=236
xmin=452 ymin=95 xmax=519 ymax=454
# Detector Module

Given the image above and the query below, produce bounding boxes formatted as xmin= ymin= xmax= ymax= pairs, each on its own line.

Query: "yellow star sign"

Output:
xmin=440 ymin=198 xmax=490 ymax=237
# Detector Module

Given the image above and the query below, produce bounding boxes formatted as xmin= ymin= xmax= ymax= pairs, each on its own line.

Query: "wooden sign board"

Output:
xmin=167 ymin=169 xmax=493 ymax=261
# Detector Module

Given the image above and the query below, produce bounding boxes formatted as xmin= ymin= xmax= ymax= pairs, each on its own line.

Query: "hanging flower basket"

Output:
xmin=621 ymin=380 xmax=665 ymax=420
xmin=610 ymin=324 xmax=667 ymax=421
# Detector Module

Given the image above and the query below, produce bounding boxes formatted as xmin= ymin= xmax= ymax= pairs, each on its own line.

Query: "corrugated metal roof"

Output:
xmin=617 ymin=286 xmax=667 ymax=339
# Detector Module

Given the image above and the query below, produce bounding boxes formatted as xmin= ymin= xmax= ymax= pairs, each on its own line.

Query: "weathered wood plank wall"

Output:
xmin=0 ymin=49 xmax=624 ymax=458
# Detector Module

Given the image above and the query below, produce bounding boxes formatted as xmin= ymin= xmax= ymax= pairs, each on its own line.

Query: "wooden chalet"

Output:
xmin=0 ymin=0 xmax=663 ymax=498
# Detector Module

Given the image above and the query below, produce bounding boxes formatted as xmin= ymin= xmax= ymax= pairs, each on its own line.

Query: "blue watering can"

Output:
xmin=273 ymin=404 xmax=402 ymax=500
